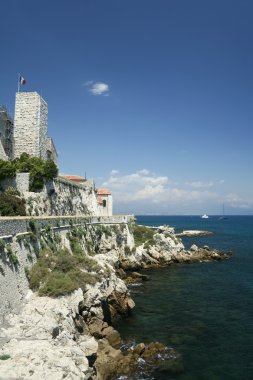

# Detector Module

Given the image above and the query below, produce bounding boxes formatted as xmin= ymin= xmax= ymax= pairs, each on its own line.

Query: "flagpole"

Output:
xmin=17 ymin=73 xmax=20 ymax=93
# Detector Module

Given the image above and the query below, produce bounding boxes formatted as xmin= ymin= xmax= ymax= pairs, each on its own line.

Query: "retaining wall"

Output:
xmin=0 ymin=215 xmax=134 ymax=324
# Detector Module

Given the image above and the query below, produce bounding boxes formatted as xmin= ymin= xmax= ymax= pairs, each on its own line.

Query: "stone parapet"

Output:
xmin=0 ymin=215 xmax=135 ymax=237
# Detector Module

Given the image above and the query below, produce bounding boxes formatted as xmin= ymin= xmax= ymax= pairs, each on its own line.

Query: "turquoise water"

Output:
xmin=117 ymin=216 xmax=253 ymax=380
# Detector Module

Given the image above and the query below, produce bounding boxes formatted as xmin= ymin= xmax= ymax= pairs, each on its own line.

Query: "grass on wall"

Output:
xmin=0 ymin=194 xmax=26 ymax=216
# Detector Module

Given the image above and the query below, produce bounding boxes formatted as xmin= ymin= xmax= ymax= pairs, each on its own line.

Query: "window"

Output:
xmin=103 ymin=199 xmax=106 ymax=207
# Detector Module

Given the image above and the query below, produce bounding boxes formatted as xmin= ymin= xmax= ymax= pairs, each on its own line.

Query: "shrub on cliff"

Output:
xmin=132 ymin=225 xmax=155 ymax=247
xmin=28 ymin=248 xmax=101 ymax=297
xmin=14 ymin=153 xmax=58 ymax=192
xmin=1 ymin=153 xmax=58 ymax=192
xmin=0 ymin=194 xmax=26 ymax=216
xmin=0 ymin=160 xmax=16 ymax=181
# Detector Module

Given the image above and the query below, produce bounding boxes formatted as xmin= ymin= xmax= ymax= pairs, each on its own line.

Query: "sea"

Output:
xmin=116 ymin=215 xmax=253 ymax=380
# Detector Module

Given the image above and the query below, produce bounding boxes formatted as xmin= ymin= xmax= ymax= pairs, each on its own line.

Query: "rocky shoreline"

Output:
xmin=0 ymin=224 xmax=232 ymax=380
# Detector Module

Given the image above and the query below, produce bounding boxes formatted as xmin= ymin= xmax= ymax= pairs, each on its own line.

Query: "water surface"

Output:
xmin=117 ymin=216 xmax=253 ymax=379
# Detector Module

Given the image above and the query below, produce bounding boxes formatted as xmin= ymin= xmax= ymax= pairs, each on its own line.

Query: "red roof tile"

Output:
xmin=96 ymin=188 xmax=112 ymax=195
xmin=62 ymin=175 xmax=85 ymax=182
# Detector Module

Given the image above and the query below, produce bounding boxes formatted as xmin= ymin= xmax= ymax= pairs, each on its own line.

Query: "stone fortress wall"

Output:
xmin=0 ymin=214 xmax=134 ymax=324
xmin=0 ymin=106 xmax=12 ymax=161
xmin=0 ymin=174 xmax=109 ymax=217
xmin=24 ymin=177 xmax=103 ymax=216
xmin=0 ymin=173 xmax=30 ymax=194
xmin=0 ymin=140 xmax=8 ymax=160
xmin=13 ymin=92 xmax=48 ymax=160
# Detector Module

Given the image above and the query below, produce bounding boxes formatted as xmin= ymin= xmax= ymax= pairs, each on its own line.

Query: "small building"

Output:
xmin=96 ymin=188 xmax=113 ymax=216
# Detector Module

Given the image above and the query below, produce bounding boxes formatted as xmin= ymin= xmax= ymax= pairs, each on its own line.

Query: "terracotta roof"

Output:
xmin=97 ymin=196 xmax=103 ymax=204
xmin=96 ymin=188 xmax=111 ymax=195
xmin=62 ymin=175 xmax=85 ymax=182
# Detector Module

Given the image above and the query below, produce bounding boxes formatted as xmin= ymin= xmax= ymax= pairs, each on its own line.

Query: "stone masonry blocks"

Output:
xmin=13 ymin=92 xmax=48 ymax=159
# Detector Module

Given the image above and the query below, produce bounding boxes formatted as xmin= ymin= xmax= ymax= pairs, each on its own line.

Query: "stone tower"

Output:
xmin=13 ymin=92 xmax=48 ymax=159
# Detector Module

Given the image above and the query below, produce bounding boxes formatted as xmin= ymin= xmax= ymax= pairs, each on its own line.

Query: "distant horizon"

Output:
xmin=135 ymin=214 xmax=253 ymax=216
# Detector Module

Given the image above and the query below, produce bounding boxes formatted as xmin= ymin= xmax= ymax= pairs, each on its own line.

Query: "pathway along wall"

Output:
xmin=0 ymin=215 xmax=134 ymax=325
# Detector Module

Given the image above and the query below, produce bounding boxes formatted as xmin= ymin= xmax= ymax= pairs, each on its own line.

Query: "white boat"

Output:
xmin=201 ymin=214 xmax=209 ymax=219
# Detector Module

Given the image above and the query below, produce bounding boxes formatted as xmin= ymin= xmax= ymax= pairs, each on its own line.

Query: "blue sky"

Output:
xmin=1 ymin=0 xmax=253 ymax=214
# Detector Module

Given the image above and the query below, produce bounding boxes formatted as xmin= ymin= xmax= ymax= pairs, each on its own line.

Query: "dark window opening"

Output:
xmin=103 ymin=200 xmax=107 ymax=207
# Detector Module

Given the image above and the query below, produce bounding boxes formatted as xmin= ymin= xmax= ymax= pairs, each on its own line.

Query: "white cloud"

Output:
xmin=186 ymin=179 xmax=226 ymax=189
xmin=186 ymin=181 xmax=214 ymax=188
xmin=103 ymin=170 xmax=169 ymax=190
xmin=110 ymin=169 xmax=119 ymax=176
xmin=83 ymin=81 xmax=109 ymax=96
xmin=102 ymin=170 xmax=219 ymax=206
xmin=225 ymin=193 xmax=253 ymax=209
xmin=100 ymin=170 xmax=253 ymax=213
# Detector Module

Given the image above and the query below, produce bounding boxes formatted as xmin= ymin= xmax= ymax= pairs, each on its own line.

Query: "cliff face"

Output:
xmin=0 ymin=222 xmax=136 ymax=379
xmin=0 ymin=223 xmax=231 ymax=379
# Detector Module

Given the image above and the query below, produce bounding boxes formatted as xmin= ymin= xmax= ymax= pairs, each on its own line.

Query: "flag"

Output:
xmin=19 ymin=76 xmax=26 ymax=85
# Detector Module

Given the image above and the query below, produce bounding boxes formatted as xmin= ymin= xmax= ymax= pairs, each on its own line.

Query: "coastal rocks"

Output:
xmin=0 ymin=221 xmax=233 ymax=380
xmin=153 ymin=229 xmax=184 ymax=253
xmin=126 ymin=271 xmax=150 ymax=283
xmin=86 ymin=317 xmax=121 ymax=348
xmin=0 ymin=289 xmax=91 ymax=379
xmin=95 ymin=339 xmax=180 ymax=380
xmin=187 ymin=246 xmax=232 ymax=261
xmin=106 ymin=290 xmax=135 ymax=324
xmin=177 ymin=230 xmax=214 ymax=237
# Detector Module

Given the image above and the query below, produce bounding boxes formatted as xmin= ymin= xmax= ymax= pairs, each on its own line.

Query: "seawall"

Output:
xmin=0 ymin=215 xmax=134 ymax=324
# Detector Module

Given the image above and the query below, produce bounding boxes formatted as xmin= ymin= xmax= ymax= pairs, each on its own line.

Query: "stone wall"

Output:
xmin=0 ymin=175 xmax=109 ymax=217
xmin=47 ymin=137 xmax=58 ymax=164
xmin=1 ymin=173 xmax=30 ymax=193
xmin=0 ymin=140 xmax=8 ymax=160
xmin=24 ymin=177 xmax=100 ymax=216
xmin=0 ymin=215 xmax=134 ymax=236
xmin=39 ymin=96 xmax=48 ymax=160
xmin=13 ymin=92 xmax=48 ymax=159
xmin=0 ymin=215 xmax=134 ymax=324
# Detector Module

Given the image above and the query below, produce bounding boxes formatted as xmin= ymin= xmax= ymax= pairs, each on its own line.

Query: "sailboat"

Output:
xmin=219 ymin=203 xmax=228 ymax=220
xmin=201 ymin=214 xmax=209 ymax=219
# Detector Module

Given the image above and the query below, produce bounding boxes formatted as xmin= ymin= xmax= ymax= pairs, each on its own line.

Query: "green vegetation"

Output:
xmin=28 ymin=248 xmax=101 ymax=297
xmin=0 ymin=239 xmax=6 ymax=249
xmin=6 ymin=245 xmax=19 ymax=265
xmin=69 ymin=235 xmax=83 ymax=256
xmin=0 ymin=194 xmax=26 ymax=216
xmin=0 ymin=354 xmax=11 ymax=360
xmin=4 ymin=186 xmax=20 ymax=196
xmin=132 ymin=224 xmax=155 ymax=247
xmin=0 ymin=153 xmax=58 ymax=192
xmin=0 ymin=161 xmax=16 ymax=181
xmin=124 ymin=245 xmax=131 ymax=255
xmin=29 ymin=220 xmax=40 ymax=235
